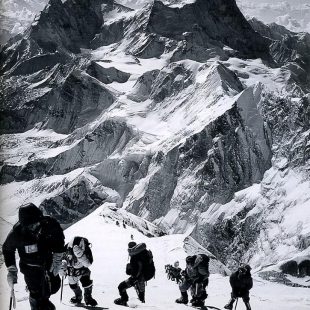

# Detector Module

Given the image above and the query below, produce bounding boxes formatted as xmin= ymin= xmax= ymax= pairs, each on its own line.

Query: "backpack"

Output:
xmin=70 ymin=236 xmax=93 ymax=264
xmin=195 ymin=254 xmax=209 ymax=275
xmin=142 ymin=249 xmax=156 ymax=281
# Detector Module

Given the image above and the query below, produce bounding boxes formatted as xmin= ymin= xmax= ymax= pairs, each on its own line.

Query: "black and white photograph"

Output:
xmin=0 ymin=0 xmax=309 ymax=309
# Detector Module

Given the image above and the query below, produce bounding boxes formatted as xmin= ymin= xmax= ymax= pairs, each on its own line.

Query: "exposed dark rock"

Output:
xmin=29 ymin=0 xmax=107 ymax=54
xmin=49 ymin=119 xmax=136 ymax=175
xmin=91 ymin=18 xmax=128 ymax=48
xmin=86 ymin=61 xmax=131 ymax=84
xmin=145 ymin=0 xmax=270 ymax=59
xmin=298 ymin=260 xmax=310 ymax=277
xmin=259 ymin=270 xmax=310 ymax=288
xmin=10 ymin=52 xmax=68 ymax=76
xmin=280 ymin=260 xmax=298 ymax=276
xmin=131 ymin=34 xmax=167 ymax=58
xmin=128 ymin=69 xmax=160 ymax=102
xmin=128 ymin=148 xmax=179 ymax=220
xmin=43 ymin=70 xmax=117 ymax=133
xmin=170 ymin=35 xmax=228 ymax=63
xmin=0 ymin=161 xmax=48 ymax=185
xmin=90 ymin=154 xmax=151 ymax=201
xmin=39 ymin=179 xmax=108 ymax=226
xmin=128 ymin=102 xmax=271 ymax=222
xmin=150 ymin=62 xmax=195 ymax=103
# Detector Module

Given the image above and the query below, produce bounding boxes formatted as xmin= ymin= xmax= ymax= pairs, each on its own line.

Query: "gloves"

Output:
xmin=126 ymin=263 xmax=132 ymax=275
xmin=50 ymin=252 xmax=64 ymax=276
xmin=59 ymin=260 xmax=68 ymax=277
xmin=7 ymin=265 xmax=18 ymax=287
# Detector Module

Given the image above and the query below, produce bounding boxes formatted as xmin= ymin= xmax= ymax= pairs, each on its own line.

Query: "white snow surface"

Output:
xmin=0 ymin=205 xmax=309 ymax=309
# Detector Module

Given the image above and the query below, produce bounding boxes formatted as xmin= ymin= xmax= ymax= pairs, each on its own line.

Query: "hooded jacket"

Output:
xmin=2 ymin=216 xmax=65 ymax=270
xmin=230 ymin=268 xmax=253 ymax=294
xmin=127 ymin=243 xmax=149 ymax=279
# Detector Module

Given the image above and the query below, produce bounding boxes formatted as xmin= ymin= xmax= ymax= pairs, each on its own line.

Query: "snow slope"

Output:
xmin=0 ymin=205 xmax=309 ymax=309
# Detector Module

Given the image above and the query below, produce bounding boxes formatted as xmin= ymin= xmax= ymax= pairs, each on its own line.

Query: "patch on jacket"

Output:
xmin=24 ymin=244 xmax=38 ymax=253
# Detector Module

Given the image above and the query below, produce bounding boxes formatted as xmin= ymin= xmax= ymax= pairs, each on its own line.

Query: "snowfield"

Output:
xmin=0 ymin=206 xmax=309 ymax=310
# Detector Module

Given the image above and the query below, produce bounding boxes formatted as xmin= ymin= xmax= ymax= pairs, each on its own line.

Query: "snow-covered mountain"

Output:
xmin=0 ymin=0 xmax=47 ymax=45
xmin=0 ymin=205 xmax=309 ymax=309
xmin=0 ymin=0 xmax=309 ymax=47
xmin=0 ymin=0 xmax=309 ymax=292
xmin=236 ymin=0 xmax=310 ymax=34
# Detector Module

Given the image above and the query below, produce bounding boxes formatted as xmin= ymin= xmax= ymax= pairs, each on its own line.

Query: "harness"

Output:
xmin=67 ymin=266 xmax=89 ymax=277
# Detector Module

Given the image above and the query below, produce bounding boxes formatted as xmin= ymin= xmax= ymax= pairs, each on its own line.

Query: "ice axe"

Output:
xmin=9 ymin=286 xmax=16 ymax=309
xmin=234 ymin=297 xmax=238 ymax=310
xmin=60 ymin=276 xmax=64 ymax=303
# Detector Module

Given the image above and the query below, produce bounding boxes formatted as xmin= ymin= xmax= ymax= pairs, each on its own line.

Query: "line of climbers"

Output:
xmin=2 ymin=203 xmax=253 ymax=310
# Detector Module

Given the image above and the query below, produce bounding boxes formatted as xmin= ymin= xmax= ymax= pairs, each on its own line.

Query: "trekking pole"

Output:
xmin=60 ymin=276 xmax=64 ymax=302
xmin=234 ymin=298 xmax=238 ymax=310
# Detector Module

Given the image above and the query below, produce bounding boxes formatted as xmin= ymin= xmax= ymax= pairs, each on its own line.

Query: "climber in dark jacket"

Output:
xmin=114 ymin=242 xmax=150 ymax=306
xmin=224 ymin=264 xmax=253 ymax=310
xmin=2 ymin=203 xmax=65 ymax=310
xmin=176 ymin=254 xmax=210 ymax=307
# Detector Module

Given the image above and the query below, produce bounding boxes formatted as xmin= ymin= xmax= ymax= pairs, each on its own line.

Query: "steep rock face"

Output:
xmin=90 ymin=155 xmax=151 ymax=200
xmin=190 ymin=92 xmax=310 ymax=269
xmin=0 ymin=0 xmax=108 ymax=73
xmin=0 ymin=0 xmax=127 ymax=134
xmin=150 ymin=62 xmax=196 ymax=103
xmin=44 ymin=70 xmax=117 ymax=133
xmin=127 ymin=96 xmax=272 ymax=225
xmin=0 ymin=63 xmax=117 ymax=134
xmin=128 ymin=69 xmax=160 ymax=102
xmin=86 ymin=61 xmax=131 ymax=84
xmin=170 ymin=36 xmax=228 ymax=63
xmin=29 ymin=0 xmax=107 ymax=53
xmin=145 ymin=0 xmax=270 ymax=59
xmin=39 ymin=173 xmax=120 ymax=226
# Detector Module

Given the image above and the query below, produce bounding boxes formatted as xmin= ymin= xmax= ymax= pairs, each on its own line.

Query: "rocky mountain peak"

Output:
xmin=144 ymin=0 xmax=270 ymax=59
xmin=29 ymin=0 xmax=112 ymax=53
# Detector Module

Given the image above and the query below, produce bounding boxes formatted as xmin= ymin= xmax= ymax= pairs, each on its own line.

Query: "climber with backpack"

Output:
xmin=114 ymin=241 xmax=155 ymax=306
xmin=175 ymin=254 xmax=210 ymax=307
xmin=224 ymin=264 xmax=253 ymax=310
xmin=59 ymin=236 xmax=98 ymax=306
